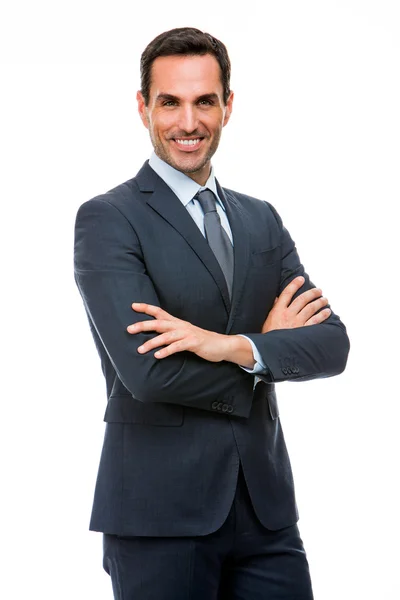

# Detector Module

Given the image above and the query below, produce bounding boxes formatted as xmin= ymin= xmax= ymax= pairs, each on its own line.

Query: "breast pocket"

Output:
xmin=104 ymin=395 xmax=184 ymax=426
xmin=250 ymin=245 xmax=281 ymax=267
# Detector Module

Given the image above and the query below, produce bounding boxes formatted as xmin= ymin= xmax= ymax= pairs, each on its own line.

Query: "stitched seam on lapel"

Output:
xmin=221 ymin=188 xmax=251 ymax=334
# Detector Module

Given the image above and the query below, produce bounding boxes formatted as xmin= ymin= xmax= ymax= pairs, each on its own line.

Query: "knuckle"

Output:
xmin=303 ymin=306 xmax=314 ymax=319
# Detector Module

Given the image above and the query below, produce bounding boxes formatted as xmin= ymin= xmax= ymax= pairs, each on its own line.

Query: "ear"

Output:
xmin=137 ymin=91 xmax=149 ymax=129
xmin=223 ymin=91 xmax=234 ymax=127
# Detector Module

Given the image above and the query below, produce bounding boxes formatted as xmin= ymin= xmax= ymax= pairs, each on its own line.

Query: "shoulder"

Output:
xmin=77 ymin=160 xmax=158 ymax=219
xmin=77 ymin=177 xmax=138 ymax=217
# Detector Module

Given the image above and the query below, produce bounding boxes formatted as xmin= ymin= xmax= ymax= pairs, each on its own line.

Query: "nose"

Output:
xmin=178 ymin=104 xmax=199 ymax=134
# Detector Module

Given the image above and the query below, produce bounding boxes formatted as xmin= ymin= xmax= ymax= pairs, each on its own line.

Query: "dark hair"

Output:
xmin=140 ymin=27 xmax=231 ymax=106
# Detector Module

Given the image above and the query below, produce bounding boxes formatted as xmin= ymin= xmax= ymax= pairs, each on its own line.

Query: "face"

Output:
xmin=137 ymin=54 xmax=233 ymax=185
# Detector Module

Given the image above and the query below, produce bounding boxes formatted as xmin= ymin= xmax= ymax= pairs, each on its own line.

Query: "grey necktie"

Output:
xmin=195 ymin=189 xmax=234 ymax=298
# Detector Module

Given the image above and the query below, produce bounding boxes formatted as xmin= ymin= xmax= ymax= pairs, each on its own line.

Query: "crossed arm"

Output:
xmin=127 ymin=276 xmax=332 ymax=368
xmin=75 ymin=198 xmax=349 ymax=416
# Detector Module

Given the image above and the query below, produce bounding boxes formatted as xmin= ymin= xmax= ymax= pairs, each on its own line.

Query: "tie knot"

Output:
xmin=196 ymin=189 xmax=218 ymax=214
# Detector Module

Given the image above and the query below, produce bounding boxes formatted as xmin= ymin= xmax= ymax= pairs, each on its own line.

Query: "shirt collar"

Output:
xmin=149 ymin=152 xmax=223 ymax=209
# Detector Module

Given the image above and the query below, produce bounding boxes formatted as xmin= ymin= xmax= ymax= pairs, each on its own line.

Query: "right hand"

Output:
xmin=262 ymin=276 xmax=331 ymax=333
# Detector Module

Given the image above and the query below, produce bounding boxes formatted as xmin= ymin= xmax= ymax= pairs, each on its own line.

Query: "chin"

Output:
xmin=171 ymin=154 xmax=207 ymax=174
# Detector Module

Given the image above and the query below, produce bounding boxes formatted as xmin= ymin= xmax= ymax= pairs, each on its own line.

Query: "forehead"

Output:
xmin=149 ymin=54 xmax=223 ymax=100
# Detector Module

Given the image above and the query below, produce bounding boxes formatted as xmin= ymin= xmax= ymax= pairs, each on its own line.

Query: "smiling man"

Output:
xmin=74 ymin=27 xmax=350 ymax=600
xmin=137 ymin=53 xmax=232 ymax=182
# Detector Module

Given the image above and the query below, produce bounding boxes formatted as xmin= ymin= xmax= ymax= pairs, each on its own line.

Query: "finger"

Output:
xmin=137 ymin=331 xmax=182 ymax=354
xmin=131 ymin=303 xmax=173 ymax=320
xmin=304 ymin=308 xmax=331 ymax=326
xmin=299 ymin=297 xmax=329 ymax=322
xmin=154 ymin=338 xmax=191 ymax=359
xmin=277 ymin=276 xmax=305 ymax=307
xmin=289 ymin=287 xmax=323 ymax=313
xmin=127 ymin=319 xmax=174 ymax=334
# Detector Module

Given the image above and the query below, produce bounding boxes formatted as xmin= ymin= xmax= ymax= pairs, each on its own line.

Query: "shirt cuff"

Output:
xmin=237 ymin=335 xmax=268 ymax=374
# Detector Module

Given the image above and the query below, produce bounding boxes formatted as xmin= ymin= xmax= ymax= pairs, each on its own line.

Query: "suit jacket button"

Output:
xmin=217 ymin=402 xmax=223 ymax=411
xmin=222 ymin=403 xmax=228 ymax=412
xmin=282 ymin=367 xmax=288 ymax=375
xmin=211 ymin=401 xmax=218 ymax=410
xmin=287 ymin=367 xmax=292 ymax=374
xmin=227 ymin=405 xmax=233 ymax=413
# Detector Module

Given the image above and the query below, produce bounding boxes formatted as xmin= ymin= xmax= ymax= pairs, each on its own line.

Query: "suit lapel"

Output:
xmin=216 ymin=182 xmax=251 ymax=334
xmin=136 ymin=163 xmax=231 ymax=314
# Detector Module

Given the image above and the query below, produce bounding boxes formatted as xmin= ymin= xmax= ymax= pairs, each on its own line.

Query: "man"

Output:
xmin=74 ymin=27 xmax=350 ymax=599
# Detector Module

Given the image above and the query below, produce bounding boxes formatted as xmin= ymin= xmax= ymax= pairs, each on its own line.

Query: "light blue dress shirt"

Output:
xmin=148 ymin=152 xmax=267 ymax=375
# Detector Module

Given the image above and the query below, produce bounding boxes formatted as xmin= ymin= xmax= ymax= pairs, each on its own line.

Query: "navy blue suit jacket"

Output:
xmin=74 ymin=161 xmax=350 ymax=536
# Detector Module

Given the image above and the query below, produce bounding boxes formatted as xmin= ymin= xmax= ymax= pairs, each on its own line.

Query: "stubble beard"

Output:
xmin=150 ymin=130 xmax=222 ymax=175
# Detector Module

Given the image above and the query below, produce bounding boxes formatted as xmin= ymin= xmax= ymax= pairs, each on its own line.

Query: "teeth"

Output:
xmin=176 ymin=139 xmax=200 ymax=146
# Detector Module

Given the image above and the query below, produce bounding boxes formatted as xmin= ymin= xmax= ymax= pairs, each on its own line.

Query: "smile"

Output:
xmin=173 ymin=138 xmax=203 ymax=152
xmin=175 ymin=138 xmax=202 ymax=146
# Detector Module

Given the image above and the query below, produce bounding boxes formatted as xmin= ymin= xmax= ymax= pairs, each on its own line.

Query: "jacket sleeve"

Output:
xmin=74 ymin=197 xmax=255 ymax=417
xmin=243 ymin=202 xmax=350 ymax=383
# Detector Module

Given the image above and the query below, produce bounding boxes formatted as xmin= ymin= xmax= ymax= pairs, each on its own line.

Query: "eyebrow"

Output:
xmin=156 ymin=93 xmax=220 ymax=103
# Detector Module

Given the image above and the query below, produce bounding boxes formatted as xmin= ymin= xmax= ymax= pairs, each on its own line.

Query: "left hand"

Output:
xmin=127 ymin=303 xmax=229 ymax=362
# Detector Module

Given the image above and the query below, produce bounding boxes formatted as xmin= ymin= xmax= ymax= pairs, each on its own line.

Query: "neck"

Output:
xmin=185 ymin=164 xmax=212 ymax=187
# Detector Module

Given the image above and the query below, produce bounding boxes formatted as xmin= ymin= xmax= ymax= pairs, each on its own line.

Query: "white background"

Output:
xmin=1 ymin=1 xmax=399 ymax=598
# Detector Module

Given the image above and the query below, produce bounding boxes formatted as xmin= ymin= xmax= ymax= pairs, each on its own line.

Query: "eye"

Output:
xmin=198 ymin=99 xmax=213 ymax=106
xmin=163 ymin=100 xmax=177 ymax=107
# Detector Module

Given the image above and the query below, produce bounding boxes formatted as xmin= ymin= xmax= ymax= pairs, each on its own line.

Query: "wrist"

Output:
xmin=223 ymin=335 xmax=256 ymax=369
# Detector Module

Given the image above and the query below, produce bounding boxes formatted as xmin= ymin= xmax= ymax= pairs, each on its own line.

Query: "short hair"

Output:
xmin=140 ymin=27 xmax=231 ymax=106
